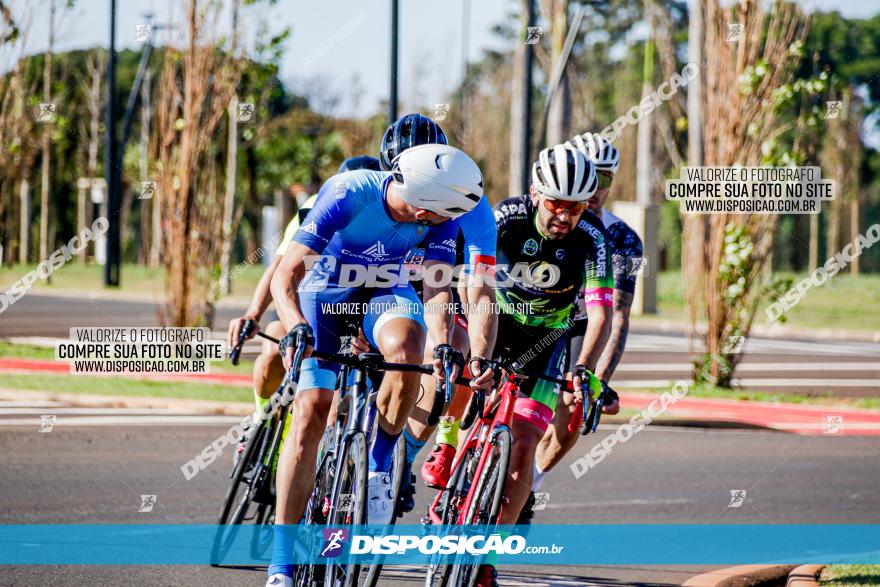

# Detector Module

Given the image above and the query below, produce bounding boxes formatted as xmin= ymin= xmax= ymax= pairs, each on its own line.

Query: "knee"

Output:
xmin=295 ymin=392 xmax=332 ymax=430
xmin=379 ymin=323 xmax=426 ymax=363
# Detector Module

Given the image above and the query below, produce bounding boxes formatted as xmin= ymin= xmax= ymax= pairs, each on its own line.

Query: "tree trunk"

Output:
xmin=808 ymin=214 xmax=818 ymax=271
xmin=220 ymin=94 xmax=238 ymax=295
xmin=546 ymin=0 xmax=570 ymax=146
xmin=18 ymin=178 xmax=30 ymax=264
xmin=636 ymin=2 xmax=655 ymax=206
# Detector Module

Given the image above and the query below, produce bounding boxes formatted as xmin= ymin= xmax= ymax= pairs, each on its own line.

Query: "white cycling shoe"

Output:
xmin=265 ymin=573 xmax=293 ymax=587
xmin=367 ymin=471 xmax=394 ymax=525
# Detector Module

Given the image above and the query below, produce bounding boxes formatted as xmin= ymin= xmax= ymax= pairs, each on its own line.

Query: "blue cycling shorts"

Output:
xmin=297 ymin=282 xmax=425 ymax=391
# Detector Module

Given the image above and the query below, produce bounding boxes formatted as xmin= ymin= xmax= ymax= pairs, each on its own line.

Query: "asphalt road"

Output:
xmin=0 ymin=406 xmax=878 ymax=586
xmin=2 ymin=293 xmax=879 ymax=398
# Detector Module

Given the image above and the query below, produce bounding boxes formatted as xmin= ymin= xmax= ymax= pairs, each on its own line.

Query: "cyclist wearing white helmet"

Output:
xmin=264 ymin=144 xmax=482 ymax=586
xmin=531 ymin=132 xmax=640 ymax=494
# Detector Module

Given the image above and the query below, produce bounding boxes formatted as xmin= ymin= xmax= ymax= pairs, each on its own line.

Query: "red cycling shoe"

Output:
xmin=420 ymin=444 xmax=456 ymax=488
xmin=474 ymin=564 xmax=498 ymax=587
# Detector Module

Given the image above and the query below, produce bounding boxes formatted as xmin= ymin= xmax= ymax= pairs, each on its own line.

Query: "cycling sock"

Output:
xmin=402 ymin=428 xmax=426 ymax=466
xmin=531 ymin=462 xmax=547 ymax=492
xmin=436 ymin=417 xmax=460 ymax=448
xmin=254 ymin=395 xmax=270 ymax=424
xmin=268 ymin=524 xmax=296 ymax=577
xmin=369 ymin=425 xmax=400 ymax=473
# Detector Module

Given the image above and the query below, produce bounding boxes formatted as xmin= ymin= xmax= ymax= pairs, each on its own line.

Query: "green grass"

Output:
xmin=661 ymin=381 xmax=880 ymax=411
xmin=0 ymin=342 xmax=56 ymax=360
xmin=821 ymin=565 xmax=880 ymax=586
xmin=0 ymin=372 xmax=252 ymax=403
xmin=653 ymin=271 xmax=880 ymax=333
xmin=0 ymin=262 xmax=264 ymax=298
xmin=0 ymin=342 xmax=256 ymax=375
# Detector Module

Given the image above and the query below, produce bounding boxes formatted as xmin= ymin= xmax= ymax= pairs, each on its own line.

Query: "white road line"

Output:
xmin=611 ymin=378 xmax=879 ymax=388
xmin=0 ymin=415 xmax=242 ymax=426
xmin=616 ymin=362 xmax=880 ymax=372
xmin=0 ymin=407 xmax=200 ymax=416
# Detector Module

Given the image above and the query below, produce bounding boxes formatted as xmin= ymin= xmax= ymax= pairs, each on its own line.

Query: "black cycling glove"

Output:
xmin=279 ymin=323 xmax=315 ymax=357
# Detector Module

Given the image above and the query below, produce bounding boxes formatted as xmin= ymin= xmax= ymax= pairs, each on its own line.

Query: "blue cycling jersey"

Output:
xmin=293 ymin=170 xmax=458 ymax=283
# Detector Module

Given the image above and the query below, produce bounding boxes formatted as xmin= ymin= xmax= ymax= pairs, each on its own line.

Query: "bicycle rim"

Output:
xmin=450 ymin=428 xmax=511 ymax=587
xmin=210 ymin=422 xmax=267 ymax=566
xmin=360 ymin=435 xmax=405 ymax=586
xmin=324 ymin=431 xmax=368 ymax=587
xmin=423 ymin=446 xmax=475 ymax=587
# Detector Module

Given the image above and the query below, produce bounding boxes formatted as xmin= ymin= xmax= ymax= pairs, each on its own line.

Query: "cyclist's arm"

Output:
xmin=595 ymin=224 xmax=643 ymax=381
xmin=595 ymin=290 xmax=633 ymax=381
xmin=270 ymin=241 xmax=314 ymax=331
xmin=240 ymin=213 xmax=304 ymax=323
xmin=270 ymin=182 xmax=351 ymax=332
xmin=459 ymin=198 xmax=499 ymax=361
xmin=575 ymin=223 xmax=614 ymax=370
xmin=244 ymin=256 xmax=283 ymax=321
xmin=422 ymin=259 xmax=455 ymax=347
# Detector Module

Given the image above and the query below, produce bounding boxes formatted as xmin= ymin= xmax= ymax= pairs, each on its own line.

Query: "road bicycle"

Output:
xmin=422 ymin=360 xmax=616 ymax=587
xmin=224 ymin=328 xmax=460 ymax=587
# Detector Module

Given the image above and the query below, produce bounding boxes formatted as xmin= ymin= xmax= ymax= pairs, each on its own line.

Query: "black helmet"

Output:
xmin=379 ymin=113 xmax=448 ymax=171
xmin=337 ymin=155 xmax=381 ymax=174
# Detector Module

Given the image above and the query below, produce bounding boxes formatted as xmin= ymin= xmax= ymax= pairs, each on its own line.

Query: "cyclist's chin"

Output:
xmin=547 ymin=221 xmax=572 ymax=238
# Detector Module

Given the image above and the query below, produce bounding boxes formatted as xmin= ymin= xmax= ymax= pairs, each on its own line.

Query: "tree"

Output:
xmin=682 ymin=0 xmax=810 ymax=386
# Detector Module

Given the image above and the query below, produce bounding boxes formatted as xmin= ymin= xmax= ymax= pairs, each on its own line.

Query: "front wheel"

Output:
xmin=448 ymin=427 xmax=511 ymax=587
xmin=210 ymin=421 xmax=268 ymax=566
xmin=324 ymin=431 xmax=368 ymax=587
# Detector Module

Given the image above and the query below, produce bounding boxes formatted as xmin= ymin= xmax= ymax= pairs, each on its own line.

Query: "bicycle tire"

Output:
xmin=324 ymin=430 xmax=368 ymax=587
xmin=423 ymin=445 xmax=476 ymax=587
xmin=359 ymin=435 xmax=405 ymax=586
xmin=294 ymin=426 xmax=339 ymax=586
xmin=210 ymin=420 xmax=268 ymax=566
xmin=449 ymin=427 xmax=511 ymax=587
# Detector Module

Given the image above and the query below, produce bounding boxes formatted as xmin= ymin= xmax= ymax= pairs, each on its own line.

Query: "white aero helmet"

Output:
xmin=531 ymin=144 xmax=598 ymax=201
xmin=390 ymin=144 xmax=484 ymax=219
xmin=567 ymin=132 xmax=620 ymax=174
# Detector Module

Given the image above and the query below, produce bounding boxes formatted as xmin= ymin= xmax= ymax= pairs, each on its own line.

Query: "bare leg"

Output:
xmin=498 ymin=418 xmax=542 ymax=524
xmin=274 ymin=389 xmax=333 ymax=524
xmin=535 ymin=389 xmax=580 ymax=473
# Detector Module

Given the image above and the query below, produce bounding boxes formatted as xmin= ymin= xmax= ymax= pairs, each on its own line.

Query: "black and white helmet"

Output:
xmin=391 ymin=144 xmax=483 ymax=219
xmin=566 ymin=132 xmax=620 ymax=174
xmin=531 ymin=144 xmax=598 ymax=201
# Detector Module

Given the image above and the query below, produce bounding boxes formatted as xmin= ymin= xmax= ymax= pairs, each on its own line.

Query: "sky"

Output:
xmin=11 ymin=0 xmax=880 ymax=118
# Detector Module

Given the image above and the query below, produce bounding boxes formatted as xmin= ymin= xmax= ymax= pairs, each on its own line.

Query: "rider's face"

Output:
xmin=414 ymin=208 xmax=450 ymax=226
xmin=530 ymin=186 xmax=585 ymax=239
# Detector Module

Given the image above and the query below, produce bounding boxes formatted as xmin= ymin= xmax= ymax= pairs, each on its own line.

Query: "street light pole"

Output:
xmin=389 ymin=0 xmax=399 ymax=124
xmin=104 ymin=0 xmax=120 ymax=286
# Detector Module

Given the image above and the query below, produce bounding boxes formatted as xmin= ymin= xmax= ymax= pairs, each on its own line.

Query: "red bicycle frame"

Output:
xmin=427 ymin=373 xmax=519 ymax=525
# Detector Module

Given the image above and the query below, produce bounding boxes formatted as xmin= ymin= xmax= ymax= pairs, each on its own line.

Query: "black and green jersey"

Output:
xmin=492 ymin=195 xmax=614 ymax=328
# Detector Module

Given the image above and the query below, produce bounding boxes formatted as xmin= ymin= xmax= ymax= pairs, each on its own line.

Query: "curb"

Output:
xmin=786 ymin=564 xmax=825 ymax=587
xmin=683 ymin=564 xmax=798 ymax=586
xmin=0 ymin=388 xmax=253 ymax=416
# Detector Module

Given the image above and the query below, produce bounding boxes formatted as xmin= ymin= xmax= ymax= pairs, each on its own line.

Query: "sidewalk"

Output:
xmin=4 ymin=357 xmax=879 ymax=436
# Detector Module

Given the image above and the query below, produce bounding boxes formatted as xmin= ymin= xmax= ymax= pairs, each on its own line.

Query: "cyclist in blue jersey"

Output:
xmin=226 ymin=157 xmax=381 ymax=461
xmin=265 ymin=144 xmax=484 ymax=586
xmin=373 ymin=115 xmax=499 ymax=515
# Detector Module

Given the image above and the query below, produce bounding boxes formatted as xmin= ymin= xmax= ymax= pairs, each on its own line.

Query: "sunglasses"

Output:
xmin=541 ymin=197 xmax=586 ymax=215
xmin=597 ymin=171 xmax=614 ymax=190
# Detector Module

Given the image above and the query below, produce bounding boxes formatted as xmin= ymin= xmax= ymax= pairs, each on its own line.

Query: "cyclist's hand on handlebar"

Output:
xmin=467 ymin=356 xmax=494 ymax=392
xmin=351 ymin=327 xmax=370 ymax=356
xmin=227 ymin=316 xmax=258 ymax=350
xmin=571 ymin=365 xmax=595 ymax=405
xmin=432 ymin=344 xmax=464 ymax=382
xmin=602 ymin=382 xmax=621 ymax=415
xmin=279 ymin=323 xmax=315 ymax=370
